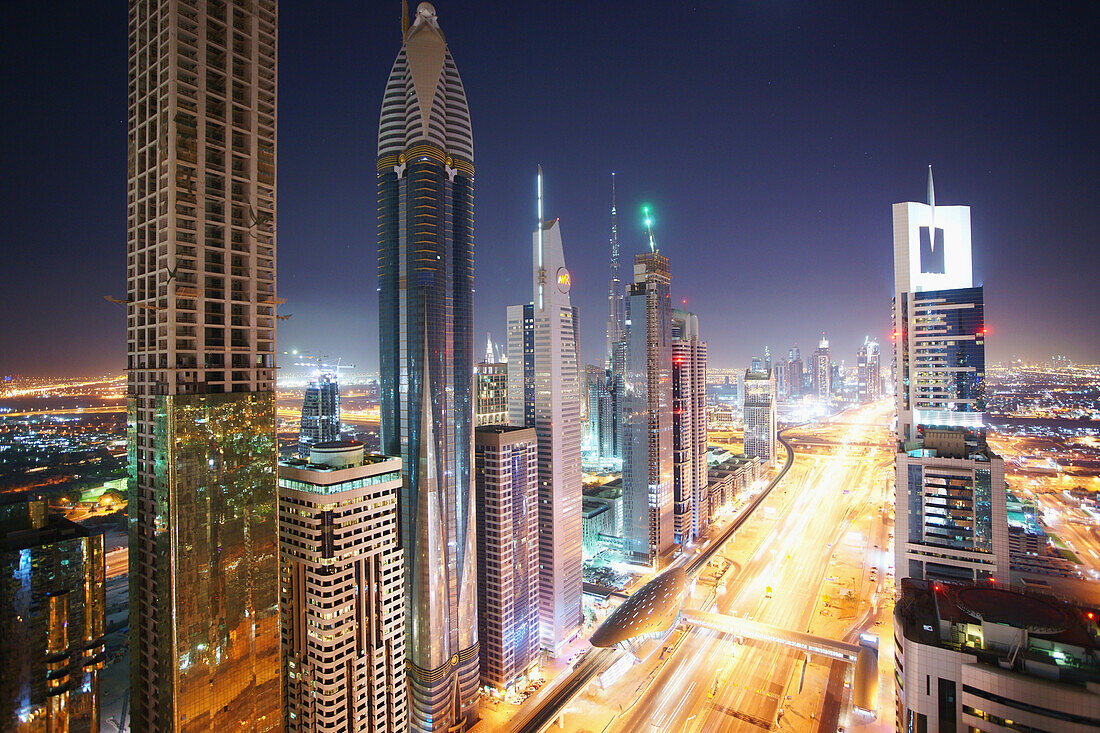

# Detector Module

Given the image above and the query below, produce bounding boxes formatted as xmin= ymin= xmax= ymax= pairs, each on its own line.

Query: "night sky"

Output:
xmin=2 ymin=1 xmax=1097 ymax=378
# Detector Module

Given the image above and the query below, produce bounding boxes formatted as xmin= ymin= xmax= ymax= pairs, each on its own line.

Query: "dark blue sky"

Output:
xmin=2 ymin=1 xmax=1097 ymax=377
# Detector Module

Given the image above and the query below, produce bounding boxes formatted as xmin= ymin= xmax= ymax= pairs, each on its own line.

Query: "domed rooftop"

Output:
xmin=591 ymin=567 xmax=688 ymax=647
xmin=955 ymin=586 xmax=1069 ymax=634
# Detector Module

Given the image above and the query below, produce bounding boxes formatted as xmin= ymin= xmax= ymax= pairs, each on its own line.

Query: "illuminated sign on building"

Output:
xmin=556 ymin=267 xmax=571 ymax=293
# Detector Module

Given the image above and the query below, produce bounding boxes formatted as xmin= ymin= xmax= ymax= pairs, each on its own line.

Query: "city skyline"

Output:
xmin=3 ymin=1 xmax=1098 ymax=378
xmin=3 ymin=2 xmax=1100 ymax=732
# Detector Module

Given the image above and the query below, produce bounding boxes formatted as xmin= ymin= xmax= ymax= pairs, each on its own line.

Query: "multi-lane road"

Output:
xmin=606 ymin=403 xmax=892 ymax=732
xmin=521 ymin=402 xmax=894 ymax=733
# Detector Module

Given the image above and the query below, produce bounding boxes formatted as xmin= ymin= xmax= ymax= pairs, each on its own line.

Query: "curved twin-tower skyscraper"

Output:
xmin=377 ymin=3 xmax=479 ymax=731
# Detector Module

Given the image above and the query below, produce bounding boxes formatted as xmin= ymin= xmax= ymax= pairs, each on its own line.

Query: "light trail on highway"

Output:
xmin=605 ymin=402 xmax=894 ymax=733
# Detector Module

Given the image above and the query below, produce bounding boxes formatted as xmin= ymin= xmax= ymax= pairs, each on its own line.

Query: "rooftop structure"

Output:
xmin=894 ymin=578 xmax=1100 ymax=731
xmin=590 ymin=568 xmax=688 ymax=647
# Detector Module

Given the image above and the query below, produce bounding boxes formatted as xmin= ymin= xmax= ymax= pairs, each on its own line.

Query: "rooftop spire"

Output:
xmin=401 ymin=0 xmax=409 ymax=40
xmin=927 ymin=164 xmax=935 ymax=208
xmin=537 ymin=164 xmax=544 ymax=309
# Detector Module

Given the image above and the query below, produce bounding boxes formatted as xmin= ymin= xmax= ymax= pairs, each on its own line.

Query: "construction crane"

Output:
xmin=286 ymin=351 xmax=355 ymax=378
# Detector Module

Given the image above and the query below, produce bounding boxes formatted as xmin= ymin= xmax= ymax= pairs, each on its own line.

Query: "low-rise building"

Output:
xmin=894 ymin=578 xmax=1100 ymax=732
xmin=582 ymin=480 xmax=623 ymax=557
xmin=705 ymin=454 xmax=762 ymax=521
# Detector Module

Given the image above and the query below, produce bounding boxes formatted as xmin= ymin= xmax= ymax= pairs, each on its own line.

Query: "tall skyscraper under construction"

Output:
xmin=377 ymin=3 xmax=479 ymax=729
xmin=298 ymin=371 xmax=339 ymax=456
xmin=125 ymin=1 xmax=281 ymax=730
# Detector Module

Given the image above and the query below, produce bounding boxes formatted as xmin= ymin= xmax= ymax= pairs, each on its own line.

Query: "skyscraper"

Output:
xmin=474 ymin=426 xmax=540 ymax=689
xmin=774 ymin=359 xmax=789 ymax=399
xmin=505 ymin=167 xmax=583 ymax=655
xmin=672 ymin=309 xmax=707 ymax=543
xmin=856 ymin=337 xmax=881 ymax=403
xmin=812 ymin=333 xmax=831 ymax=399
xmin=1 ymin=496 xmax=105 ymax=732
xmin=892 ymin=168 xmax=1008 ymax=584
xmin=474 ymin=360 xmax=508 ymax=427
xmin=605 ymin=174 xmax=626 ymax=463
xmin=621 ymin=252 xmax=674 ymax=565
xmin=584 ymin=363 xmax=615 ymax=462
xmin=298 ymin=371 xmax=340 ymax=456
xmin=788 ymin=345 xmax=803 ymax=398
xmin=743 ymin=369 xmax=777 ymax=464
xmin=606 ymin=172 xmax=625 ymax=368
xmin=126 ymin=1 xmax=281 ymax=729
xmin=279 ymin=443 xmax=406 ymax=732
xmin=377 ymin=4 xmax=479 ymax=728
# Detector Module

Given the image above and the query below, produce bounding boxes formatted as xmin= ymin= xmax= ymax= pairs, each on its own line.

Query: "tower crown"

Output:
xmin=379 ymin=3 xmax=473 ymax=162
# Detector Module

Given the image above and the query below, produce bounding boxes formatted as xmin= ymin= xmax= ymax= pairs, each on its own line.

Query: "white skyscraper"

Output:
xmin=892 ymin=167 xmax=1008 ymax=585
xmin=743 ymin=369 xmax=777 ymax=464
xmin=506 ymin=167 xmax=583 ymax=655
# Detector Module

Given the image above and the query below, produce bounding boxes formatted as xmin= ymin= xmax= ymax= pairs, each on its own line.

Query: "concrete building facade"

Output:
xmin=671 ymin=309 xmax=707 ymax=543
xmin=474 ymin=426 xmax=540 ymax=689
xmin=743 ymin=369 xmax=777 ymax=465
xmin=279 ymin=444 xmax=406 ymax=733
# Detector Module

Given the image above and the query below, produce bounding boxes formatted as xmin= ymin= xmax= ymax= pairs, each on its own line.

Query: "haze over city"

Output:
xmin=2 ymin=3 xmax=1100 ymax=733
xmin=1 ymin=1 xmax=1097 ymax=377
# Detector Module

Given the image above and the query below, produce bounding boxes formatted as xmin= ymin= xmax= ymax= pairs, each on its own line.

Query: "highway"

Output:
xmin=602 ymin=402 xmax=893 ymax=732
xmin=511 ymin=428 xmax=801 ymax=733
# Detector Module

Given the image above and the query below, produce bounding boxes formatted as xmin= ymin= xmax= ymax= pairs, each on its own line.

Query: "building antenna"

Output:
xmin=927 ymin=164 xmax=937 ymax=251
xmin=537 ymin=164 xmax=544 ymax=310
xmin=401 ymin=0 xmax=410 ymax=40
xmin=643 ymin=204 xmax=657 ymax=252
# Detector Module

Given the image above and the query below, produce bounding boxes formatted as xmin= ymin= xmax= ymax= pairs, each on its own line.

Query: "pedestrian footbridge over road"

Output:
xmin=587 ymin=430 xmax=879 ymax=716
xmin=589 ymin=572 xmax=880 ymax=714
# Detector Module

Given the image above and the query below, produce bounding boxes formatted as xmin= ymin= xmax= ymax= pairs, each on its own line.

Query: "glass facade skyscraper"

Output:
xmin=892 ymin=168 xmax=1008 ymax=585
xmin=298 ymin=372 xmax=340 ymax=456
xmin=377 ymin=4 xmax=479 ymax=729
xmin=1 ymin=497 xmax=105 ymax=733
xmin=621 ymin=252 xmax=674 ymax=565
xmin=126 ymin=1 xmax=281 ymax=730
xmin=896 ymin=286 xmax=986 ymax=439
